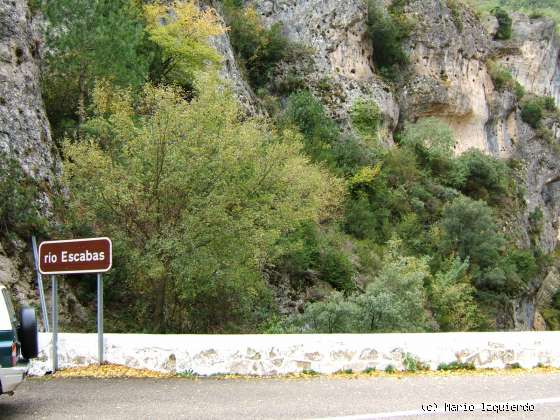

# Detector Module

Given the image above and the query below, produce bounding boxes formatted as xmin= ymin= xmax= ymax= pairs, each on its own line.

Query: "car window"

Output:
xmin=0 ymin=289 xmax=13 ymax=331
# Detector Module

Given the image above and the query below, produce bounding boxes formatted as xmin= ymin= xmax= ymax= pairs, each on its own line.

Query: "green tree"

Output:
xmin=366 ymin=0 xmax=412 ymax=78
xmin=439 ymin=195 xmax=509 ymax=291
xmin=43 ymin=0 xmax=151 ymax=138
xmin=0 ymin=152 xmax=46 ymax=238
xmin=451 ymin=149 xmax=511 ymax=203
xmin=282 ymin=91 xmax=339 ymax=161
xmin=440 ymin=196 xmax=504 ymax=267
xmin=297 ymin=291 xmax=359 ymax=333
xmin=492 ymin=7 xmax=513 ymax=40
xmin=429 ymin=258 xmax=481 ymax=331
xmin=144 ymin=1 xmax=224 ymax=87
xmin=224 ymin=3 xmax=289 ymax=89
xmin=353 ymin=239 xmax=430 ymax=332
xmin=521 ymin=97 xmax=545 ymax=128
xmin=63 ymin=77 xmax=344 ymax=333
xmin=399 ymin=117 xmax=456 ymax=178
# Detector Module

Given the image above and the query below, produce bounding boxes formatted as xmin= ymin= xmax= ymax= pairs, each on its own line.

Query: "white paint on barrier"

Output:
xmin=29 ymin=331 xmax=560 ymax=377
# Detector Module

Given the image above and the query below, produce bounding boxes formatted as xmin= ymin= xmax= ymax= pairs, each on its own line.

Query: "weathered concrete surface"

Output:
xmin=29 ymin=332 xmax=560 ymax=376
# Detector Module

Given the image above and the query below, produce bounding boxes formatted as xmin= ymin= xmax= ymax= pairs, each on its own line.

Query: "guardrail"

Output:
xmin=29 ymin=331 xmax=560 ymax=376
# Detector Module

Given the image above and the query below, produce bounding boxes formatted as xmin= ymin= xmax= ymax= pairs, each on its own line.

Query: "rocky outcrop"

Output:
xmin=0 ymin=0 xmax=58 ymax=184
xmin=498 ymin=13 xmax=560 ymax=106
xmin=210 ymin=2 xmax=262 ymax=115
xmin=0 ymin=0 xmax=87 ymax=327
xmin=400 ymin=0 xmax=503 ymax=154
xmin=254 ymin=0 xmax=399 ymax=137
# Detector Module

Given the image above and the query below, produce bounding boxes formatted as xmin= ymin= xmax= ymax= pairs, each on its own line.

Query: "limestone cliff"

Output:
xmin=0 ymin=0 xmax=57 ymax=183
xmin=233 ymin=0 xmax=560 ymax=329
xmin=0 ymin=0 xmax=87 ymax=327
xmin=254 ymin=0 xmax=400 ymax=136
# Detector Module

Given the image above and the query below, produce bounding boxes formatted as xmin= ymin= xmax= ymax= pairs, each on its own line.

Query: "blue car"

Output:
xmin=0 ymin=284 xmax=38 ymax=395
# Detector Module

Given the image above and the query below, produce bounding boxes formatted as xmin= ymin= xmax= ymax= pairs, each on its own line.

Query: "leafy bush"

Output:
xmin=403 ymin=353 xmax=429 ymax=372
xmin=0 ymin=152 xmax=47 ymax=238
xmin=385 ymin=364 xmax=396 ymax=373
xmin=224 ymin=3 xmax=290 ymax=89
xmin=451 ymin=149 xmax=511 ymax=204
xmin=447 ymin=0 xmax=464 ymax=32
xmin=528 ymin=207 xmax=544 ymax=241
xmin=282 ymin=90 xmax=339 ymax=164
xmin=297 ymin=291 xmax=359 ymax=333
xmin=275 ymin=224 xmax=356 ymax=292
xmin=543 ymin=96 xmax=557 ymax=112
xmin=399 ymin=117 xmax=455 ymax=175
xmin=487 ymin=61 xmax=525 ymax=99
xmin=331 ymin=135 xmax=377 ymax=176
xmin=492 ymin=7 xmax=513 ymax=40
xmin=429 ymin=258 xmax=480 ymax=331
xmin=350 ymin=99 xmax=382 ymax=137
xmin=366 ymin=0 xmax=412 ymax=78
xmin=290 ymin=239 xmax=431 ymax=333
xmin=440 ymin=196 xmax=505 ymax=274
xmin=63 ymin=78 xmax=344 ymax=333
xmin=353 ymin=241 xmax=430 ymax=332
xmin=521 ymin=98 xmax=544 ymax=128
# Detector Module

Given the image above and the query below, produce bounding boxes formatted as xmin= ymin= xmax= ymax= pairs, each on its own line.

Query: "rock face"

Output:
xmin=0 ymin=0 xmax=58 ymax=184
xmin=210 ymin=1 xmax=262 ymax=115
xmin=400 ymin=0 xmax=503 ymax=154
xmin=0 ymin=0 xmax=87 ymax=327
xmin=500 ymin=13 xmax=560 ymax=105
xmin=254 ymin=0 xmax=399 ymax=136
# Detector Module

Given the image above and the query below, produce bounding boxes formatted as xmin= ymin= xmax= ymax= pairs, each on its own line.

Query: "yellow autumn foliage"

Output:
xmin=144 ymin=1 xmax=225 ymax=84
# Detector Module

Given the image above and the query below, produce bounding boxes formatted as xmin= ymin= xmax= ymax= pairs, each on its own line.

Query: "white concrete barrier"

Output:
xmin=29 ymin=332 xmax=560 ymax=376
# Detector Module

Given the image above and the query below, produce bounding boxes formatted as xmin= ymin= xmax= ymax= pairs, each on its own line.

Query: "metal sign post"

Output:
xmin=51 ymin=275 xmax=58 ymax=372
xmin=97 ymin=273 xmax=103 ymax=364
xmin=39 ymin=237 xmax=112 ymax=371
xmin=32 ymin=236 xmax=49 ymax=332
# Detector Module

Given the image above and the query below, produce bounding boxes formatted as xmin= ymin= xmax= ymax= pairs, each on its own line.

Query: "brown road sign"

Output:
xmin=39 ymin=237 xmax=112 ymax=275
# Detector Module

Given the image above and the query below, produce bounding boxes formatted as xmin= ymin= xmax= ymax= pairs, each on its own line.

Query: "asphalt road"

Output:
xmin=1 ymin=373 xmax=560 ymax=419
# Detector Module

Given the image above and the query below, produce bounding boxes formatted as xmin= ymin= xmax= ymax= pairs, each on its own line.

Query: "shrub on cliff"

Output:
xmin=0 ymin=153 xmax=47 ymax=239
xmin=366 ymin=0 xmax=412 ymax=79
xmin=521 ymin=97 xmax=545 ymax=128
xmin=492 ymin=7 xmax=513 ymax=40
xmin=487 ymin=61 xmax=525 ymax=99
xmin=429 ymin=258 xmax=481 ymax=331
xmin=450 ymin=149 xmax=512 ymax=205
xmin=292 ymin=239 xmax=430 ymax=333
xmin=224 ymin=2 xmax=291 ymax=89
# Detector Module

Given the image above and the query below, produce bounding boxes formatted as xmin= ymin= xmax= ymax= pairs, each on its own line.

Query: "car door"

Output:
xmin=0 ymin=288 xmax=18 ymax=368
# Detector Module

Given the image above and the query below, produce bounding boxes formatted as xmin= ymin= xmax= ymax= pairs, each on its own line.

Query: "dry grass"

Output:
xmin=41 ymin=364 xmax=560 ymax=380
